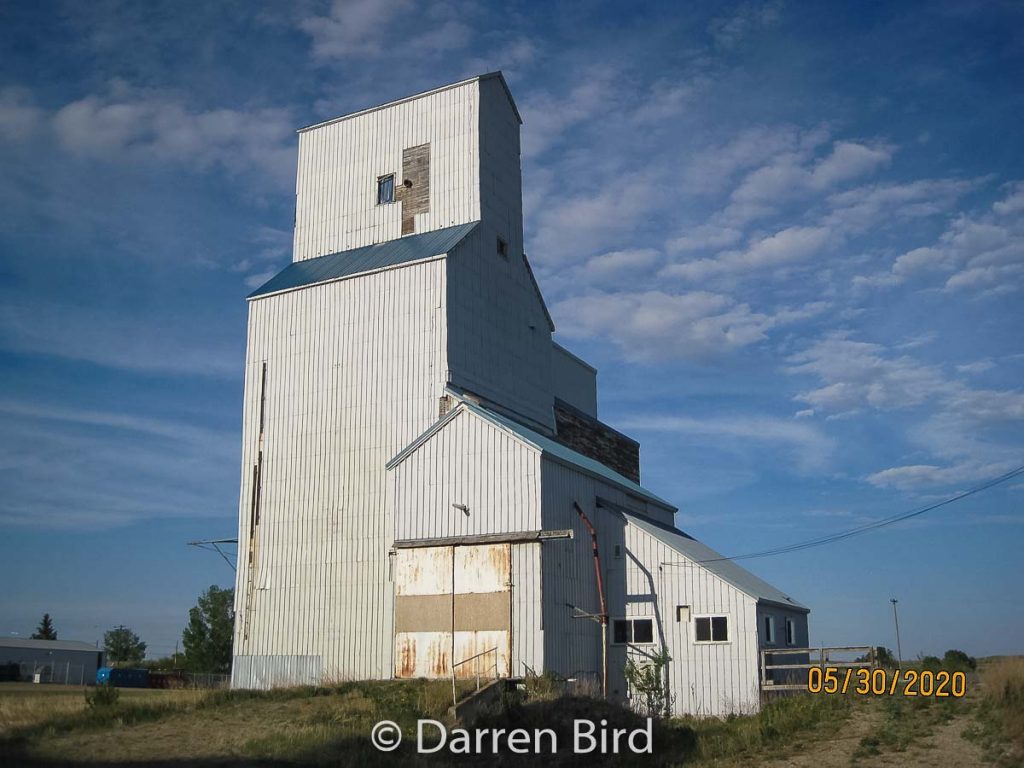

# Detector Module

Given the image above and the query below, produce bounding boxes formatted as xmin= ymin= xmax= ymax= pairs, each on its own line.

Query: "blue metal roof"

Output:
xmin=466 ymin=403 xmax=676 ymax=510
xmin=248 ymin=222 xmax=478 ymax=299
xmin=625 ymin=513 xmax=809 ymax=611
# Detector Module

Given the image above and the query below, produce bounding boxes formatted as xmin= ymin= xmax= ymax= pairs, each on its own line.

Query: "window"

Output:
xmin=497 ymin=236 xmax=509 ymax=258
xmin=694 ymin=615 xmax=729 ymax=643
xmin=764 ymin=615 xmax=775 ymax=644
xmin=611 ymin=618 xmax=655 ymax=645
xmin=377 ymin=174 xmax=395 ymax=204
xmin=676 ymin=605 xmax=690 ymax=623
xmin=786 ymin=618 xmax=796 ymax=646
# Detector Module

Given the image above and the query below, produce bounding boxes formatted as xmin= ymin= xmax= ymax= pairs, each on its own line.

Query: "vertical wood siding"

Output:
xmin=293 ymin=81 xmax=480 ymax=262
xmin=621 ymin=523 xmax=761 ymax=716
xmin=551 ymin=344 xmax=598 ymax=418
xmin=232 ymin=259 xmax=447 ymax=687
xmin=446 ymin=228 xmax=555 ymax=429
xmin=538 ymin=458 xmax=760 ymax=716
xmin=390 ymin=408 xmax=542 ymax=541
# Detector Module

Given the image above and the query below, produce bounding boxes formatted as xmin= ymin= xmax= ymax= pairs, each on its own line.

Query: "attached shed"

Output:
xmin=387 ymin=397 xmax=808 ymax=716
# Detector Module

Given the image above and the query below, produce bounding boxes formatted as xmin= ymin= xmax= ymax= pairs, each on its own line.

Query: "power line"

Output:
xmin=685 ymin=463 xmax=1024 ymax=565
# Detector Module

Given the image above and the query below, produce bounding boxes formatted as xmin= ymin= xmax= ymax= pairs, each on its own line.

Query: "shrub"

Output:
xmin=84 ymin=684 xmax=120 ymax=709
xmin=943 ymin=649 xmax=977 ymax=672
xmin=624 ymin=649 xmax=673 ymax=718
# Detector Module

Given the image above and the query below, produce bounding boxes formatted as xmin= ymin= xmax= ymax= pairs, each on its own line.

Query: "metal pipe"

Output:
xmin=573 ymin=501 xmax=608 ymax=699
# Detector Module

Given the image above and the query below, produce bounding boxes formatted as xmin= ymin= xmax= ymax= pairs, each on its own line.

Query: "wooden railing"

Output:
xmin=761 ymin=645 xmax=876 ymax=692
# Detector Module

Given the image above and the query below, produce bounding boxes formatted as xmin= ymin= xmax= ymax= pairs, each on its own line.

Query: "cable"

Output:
xmin=671 ymin=463 xmax=1024 ymax=565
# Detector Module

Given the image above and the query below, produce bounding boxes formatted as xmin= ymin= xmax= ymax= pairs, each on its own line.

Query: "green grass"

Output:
xmin=677 ymin=693 xmax=852 ymax=765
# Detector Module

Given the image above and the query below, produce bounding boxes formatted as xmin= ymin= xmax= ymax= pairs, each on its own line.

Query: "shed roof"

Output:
xmin=623 ymin=512 xmax=808 ymax=611
xmin=387 ymin=400 xmax=676 ymax=512
xmin=0 ymin=638 xmax=102 ymax=653
xmin=248 ymin=222 xmax=477 ymax=299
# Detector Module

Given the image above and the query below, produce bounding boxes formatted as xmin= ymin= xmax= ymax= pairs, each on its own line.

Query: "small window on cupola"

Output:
xmin=377 ymin=174 xmax=395 ymax=204
xmin=497 ymin=236 xmax=509 ymax=259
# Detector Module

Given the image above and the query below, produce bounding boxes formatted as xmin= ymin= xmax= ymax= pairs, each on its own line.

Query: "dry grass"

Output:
xmin=963 ymin=656 xmax=1024 ymax=766
xmin=0 ymin=683 xmax=201 ymax=734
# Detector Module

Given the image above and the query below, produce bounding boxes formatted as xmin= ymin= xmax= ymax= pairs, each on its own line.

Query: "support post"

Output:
xmin=573 ymin=501 xmax=608 ymax=699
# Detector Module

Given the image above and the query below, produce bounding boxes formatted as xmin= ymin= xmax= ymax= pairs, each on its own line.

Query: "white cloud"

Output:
xmin=956 ymin=359 xmax=995 ymax=375
xmin=299 ymin=0 xmax=411 ymax=60
xmin=553 ymin=289 xmax=825 ymax=361
xmin=708 ymin=0 xmax=784 ymax=48
xmin=662 ymin=225 xmax=831 ymax=281
xmin=51 ymin=86 xmax=295 ymax=186
xmin=851 ymin=181 xmax=1024 ymax=292
xmin=787 ymin=336 xmax=949 ymax=412
xmin=826 ymin=178 xmax=974 ymax=233
xmin=726 ymin=140 xmax=892 ymax=222
xmin=621 ymin=412 xmax=833 ymax=471
xmin=789 ymin=335 xmax=1024 ymax=489
xmin=993 ymin=181 xmax=1024 ymax=216
xmin=666 ymin=224 xmax=743 ymax=254
xmin=520 ymin=77 xmax=614 ymax=159
xmin=865 ymin=460 xmax=1019 ymax=491
xmin=580 ymin=249 xmax=661 ymax=280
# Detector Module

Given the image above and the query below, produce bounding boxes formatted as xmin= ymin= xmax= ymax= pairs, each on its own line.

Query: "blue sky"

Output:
xmin=1 ymin=1 xmax=1021 ymax=660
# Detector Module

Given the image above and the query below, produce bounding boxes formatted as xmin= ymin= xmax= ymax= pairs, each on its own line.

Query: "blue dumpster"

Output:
xmin=96 ymin=666 xmax=150 ymax=688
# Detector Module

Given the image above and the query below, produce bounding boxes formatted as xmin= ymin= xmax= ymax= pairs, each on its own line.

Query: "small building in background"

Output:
xmin=0 ymin=638 xmax=105 ymax=685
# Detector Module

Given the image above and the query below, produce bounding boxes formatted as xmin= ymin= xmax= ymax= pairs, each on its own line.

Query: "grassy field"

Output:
xmin=0 ymin=659 xmax=1019 ymax=767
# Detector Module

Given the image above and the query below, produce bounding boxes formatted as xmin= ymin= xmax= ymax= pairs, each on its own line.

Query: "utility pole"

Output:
xmin=890 ymin=598 xmax=902 ymax=667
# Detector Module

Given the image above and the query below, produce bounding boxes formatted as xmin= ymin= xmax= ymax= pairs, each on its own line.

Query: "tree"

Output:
xmin=104 ymin=625 xmax=146 ymax=666
xmin=182 ymin=585 xmax=234 ymax=674
xmin=31 ymin=613 xmax=57 ymax=640
xmin=942 ymin=649 xmax=977 ymax=671
xmin=858 ymin=646 xmax=897 ymax=667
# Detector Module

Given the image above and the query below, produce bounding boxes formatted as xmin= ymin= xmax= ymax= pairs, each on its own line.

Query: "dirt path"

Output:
xmin=759 ymin=699 xmax=987 ymax=768
xmin=758 ymin=702 xmax=882 ymax=768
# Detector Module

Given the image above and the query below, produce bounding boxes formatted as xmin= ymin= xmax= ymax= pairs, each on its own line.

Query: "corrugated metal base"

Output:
xmin=231 ymin=655 xmax=322 ymax=690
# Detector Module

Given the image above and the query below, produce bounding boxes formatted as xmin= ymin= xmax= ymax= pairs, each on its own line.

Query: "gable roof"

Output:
xmin=624 ymin=512 xmax=808 ymax=611
xmin=387 ymin=400 xmax=676 ymax=512
xmin=248 ymin=222 xmax=478 ymax=299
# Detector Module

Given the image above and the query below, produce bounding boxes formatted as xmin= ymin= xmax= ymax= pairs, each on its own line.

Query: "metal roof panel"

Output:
xmin=248 ymin=222 xmax=478 ymax=299
xmin=625 ymin=513 xmax=808 ymax=611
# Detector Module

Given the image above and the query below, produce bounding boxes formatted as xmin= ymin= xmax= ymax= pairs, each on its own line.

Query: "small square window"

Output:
xmin=497 ymin=236 xmax=509 ymax=258
xmin=377 ymin=174 xmax=395 ymax=205
xmin=695 ymin=615 xmax=729 ymax=643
